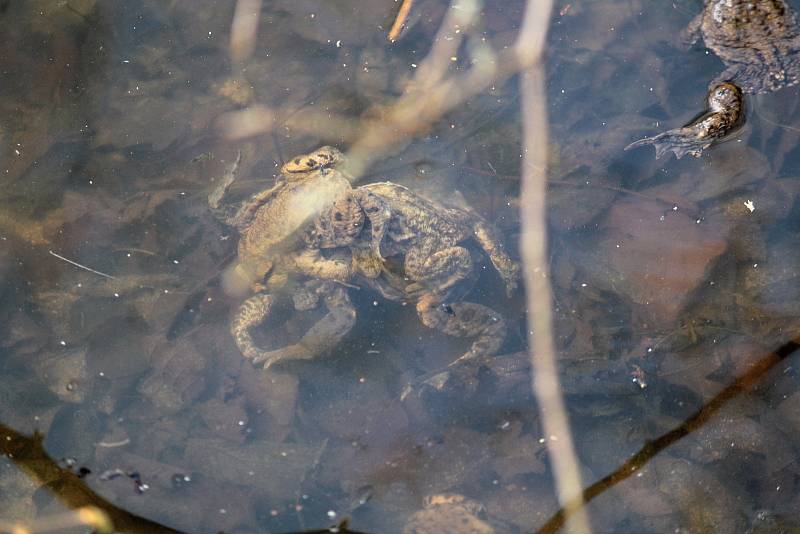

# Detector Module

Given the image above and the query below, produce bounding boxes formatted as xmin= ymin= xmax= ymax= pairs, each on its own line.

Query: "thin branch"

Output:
xmin=388 ymin=0 xmax=415 ymax=42
xmin=229 ymin=0 xmax=262 ymax=64
xmin=536 ymin=337 xmax=800 ymax=533
xmin=517 ymin=1 xmax=591 ymax=533
xmin=49 ymin=250 xmax=116 ymax=280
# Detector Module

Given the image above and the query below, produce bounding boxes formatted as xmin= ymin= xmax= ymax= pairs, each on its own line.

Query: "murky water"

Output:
xmin=2 ymin=0 xmax=800 ymax=532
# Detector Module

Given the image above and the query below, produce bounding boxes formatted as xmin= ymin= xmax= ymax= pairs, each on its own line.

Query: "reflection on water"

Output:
xmin=2 ymin=0 xmax=800 ymax=532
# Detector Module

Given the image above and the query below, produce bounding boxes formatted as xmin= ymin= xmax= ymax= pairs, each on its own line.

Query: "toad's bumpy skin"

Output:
xmin=683 ymin=0 xmax=800 ymax=94
xmin=302 ymin=175 xmax=520 ymax=370
xmin=231 ymin=293 xmax=275 ymax=362
xmin=625 ymin=82 xmax=744 ymax=159
xmin=403 ymin=493 xmax=513 ymax=534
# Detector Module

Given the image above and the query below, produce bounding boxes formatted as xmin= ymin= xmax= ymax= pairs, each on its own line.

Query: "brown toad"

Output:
xmin=684 ymin=0 xmax=800 ymax=93
xmin=294 ymin=176 xmax=520 ymax=377
xmin=627 ymin=1 xmax=800 ymax=159
xmin=217 ymin=147 xmax=519 ymax=384
xmin=209 ymin=148 xmax=366 ymax=365
xmin=625 ymin=81 xmax=745 ymax=159
xmin=403 ymin=493 xmax=516 ymax=534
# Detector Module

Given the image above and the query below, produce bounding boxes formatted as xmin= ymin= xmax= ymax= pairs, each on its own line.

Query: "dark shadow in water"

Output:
xmin=3 ymin=335 xmax=796 ymax=534
xmin=0 ymin=424 xmax=184 ymax=534
xmin=533 ymin=337 xmax=800 ymax=534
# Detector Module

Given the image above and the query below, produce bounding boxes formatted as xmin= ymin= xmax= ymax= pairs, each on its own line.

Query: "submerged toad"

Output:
xmin=214 ymin=147 xmax=519 ymax=386
xmin=209 ymin=147 xmax=364 ymax=365
xmin=684 ymin=0 xmax=800 ymax=94
xmin=286 ymin=177 xmax=520 ymax=375
xmin=403 ymin=494 xmax=515 ymax=534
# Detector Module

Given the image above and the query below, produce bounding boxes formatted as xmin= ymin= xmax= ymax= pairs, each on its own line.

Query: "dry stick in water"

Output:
xmin=536 ymin=337 xmax=800 ymax=533
xmin=517 ymin=1 xmax=591 ymax=533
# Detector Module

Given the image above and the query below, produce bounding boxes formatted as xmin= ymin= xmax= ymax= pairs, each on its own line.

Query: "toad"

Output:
xmin=215 ymin=147 xmax=519 ymax=387
xmin=627 ymin=0 xmax=800 ymax=158
xmin=625 ymin=81 xmax=744 ymax=159
xmin=684 ymin=0 xmax=800 ymax=94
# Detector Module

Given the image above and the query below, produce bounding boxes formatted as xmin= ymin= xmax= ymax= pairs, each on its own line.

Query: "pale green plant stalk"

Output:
xmin=517 ymin=1 xmax=591 ymax=533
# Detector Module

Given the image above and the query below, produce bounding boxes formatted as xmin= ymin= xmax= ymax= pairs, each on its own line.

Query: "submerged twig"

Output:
xmin=49 ymin=250 xmax=116 ymax=280
xmin=536 ymin=337 xmax=800 ymax=533
xmin=388 ymin=0 xmax=415 ymax=42
xmin=517 ymin=1 xmax=591 ymax=533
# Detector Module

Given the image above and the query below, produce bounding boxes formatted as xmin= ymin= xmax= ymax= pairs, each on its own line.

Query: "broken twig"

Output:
xmin=49 ymin=250 xmax=116 ymax=280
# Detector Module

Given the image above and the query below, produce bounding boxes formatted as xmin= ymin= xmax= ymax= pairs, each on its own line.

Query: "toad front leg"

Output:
xmin=415 ymin=294 xmax=507 ymax=365
xmin=471 ymin=219 xmax=520 ymax=296
xmin=405 ymin=293 xmax=507 ymax=396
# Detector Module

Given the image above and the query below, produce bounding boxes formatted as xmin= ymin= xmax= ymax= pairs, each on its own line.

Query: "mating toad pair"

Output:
xmin=211 ymin=147 xmax=519 ymax=389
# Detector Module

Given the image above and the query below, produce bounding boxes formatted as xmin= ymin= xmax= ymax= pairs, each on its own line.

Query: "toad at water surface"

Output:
xmin=684 ymin=0 xmax=800 ymax=93
xmin=625 ymin=81 xmax=745 ymax=159
xmin=627 ymin=0 xmax=800 ymax=158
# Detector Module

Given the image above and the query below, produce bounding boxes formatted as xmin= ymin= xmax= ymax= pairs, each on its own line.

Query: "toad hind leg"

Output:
xmin=404 ymin=246 xmax=473 ymax=297
xmin=231 ymin=293 xmax=275 ymax=361
xmin=252 ymin=284 xmax=356 ymax=369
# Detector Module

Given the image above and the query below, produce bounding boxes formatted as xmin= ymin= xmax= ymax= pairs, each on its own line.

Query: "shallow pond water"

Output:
xmin=1 ymin=1 xmax=800 ymax=533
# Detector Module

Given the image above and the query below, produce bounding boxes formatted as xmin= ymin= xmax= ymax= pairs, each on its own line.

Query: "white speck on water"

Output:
xmin=744 ymin=199 xmax=755 ymax=212
xmin=327 ymin=510 xmax=337 ymax=519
